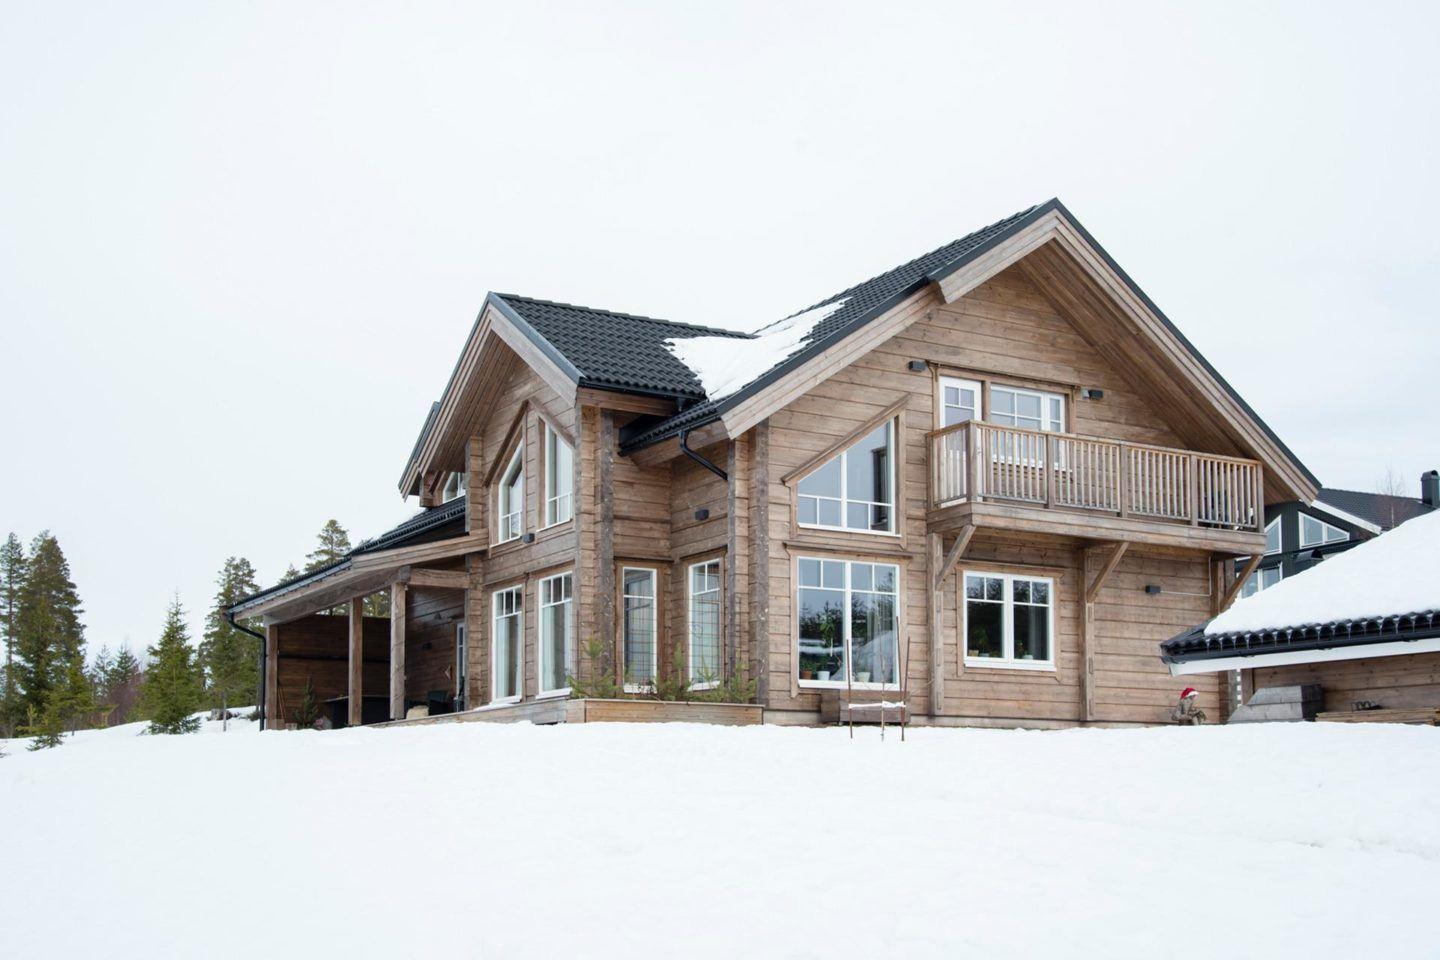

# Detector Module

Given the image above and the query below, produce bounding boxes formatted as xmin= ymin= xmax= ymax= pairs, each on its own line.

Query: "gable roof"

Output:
xmin=1315 ymin=487 xmax=1435 ymax=532
xmin=401 ymin=199 xmax=1318 ymax=498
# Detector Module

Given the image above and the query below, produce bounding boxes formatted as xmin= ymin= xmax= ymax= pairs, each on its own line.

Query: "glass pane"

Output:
xmin=1047 ymin=397 xmax=1062 ymax=431
xmin=798 ymin=457 xmax=842 ymax=499
xmin=846 ymin=501 xmax=870 ymax=530
xmin=798 ymin=497 xmax=818 ymax=525
xmin=850 ymin=590 xmax=897 ymax=685
xmin=1014 ymin=580 xmax=1030 ymax=603
xmin=985 ymin=577 xmax=1002 ymax=601
xmin=873 ymin=564 xmax=896 ymax=593
xmin=821 ymin=560 xmax=844 ymax=589
xmin=623 ymin=571 xmax=656 ymax=686
xmin=1301 ymin=515 xmax=1320 ymax=546
xmin=1265 ymin=521 xmax=1281 ymax=554
xmin=1017 ymin=393 xmax=1041 ymax=418
xmin=992 ymin=390 xmax=1015 ymax=415
xmin=817 ymin=498 xmax=842 ymax=527
xmin=798 ymin=558 xmax=821 ymax=588
xmin=845 ymin=424 xmax=891 ymax=507
xmin=851 ymin=563 xmax=872 ymax=591
xmin=1031 ymin=581 xmax=1048 ymax=604
xmin=798 ymin=587 xmax=845 ymax=681
xmin=541 ymin=593 xmax=571 ymax=691
xmin=966 ymin=599 xmax=1003 ymax=659
xmin=1014 ymin=604 xmax=1049 ymax=661
xmin=944 ymin=386 xmax=959 ymax=405
xmin=690 ymin=568 xmax=722 ymax=684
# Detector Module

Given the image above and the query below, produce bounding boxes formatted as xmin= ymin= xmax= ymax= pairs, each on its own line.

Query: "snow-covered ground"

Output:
xmin=2 ymin=719 xmax=1436 ymax=958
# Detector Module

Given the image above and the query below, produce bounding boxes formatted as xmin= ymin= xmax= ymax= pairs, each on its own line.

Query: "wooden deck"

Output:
xmin=374 ymin=697 xmax=763 ymax=728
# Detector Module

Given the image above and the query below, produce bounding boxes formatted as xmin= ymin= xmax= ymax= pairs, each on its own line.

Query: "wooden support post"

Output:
xmin=347 ymin=598 xmax=364 ymax=727
xmin=1080 ymin=541 xmax=1129 ymax=723
xmin=264 ymin=623 xmax=280 ymax=728
xmin=390 ymin=582 xmax=407 ymax=720
xmin=748 ymin=421 xmax=771 ymax=704
xmin=1217 ymin=554 xmax=1261 ymax=614
xmin=597 ymin=411 xmax=617 ymax=683
xmin=928 ymin=524 xmax=975 ymax=718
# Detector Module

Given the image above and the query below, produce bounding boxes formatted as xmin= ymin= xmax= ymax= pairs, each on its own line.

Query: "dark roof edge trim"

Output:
xmin=228 ymin=558 xmax=354 ymax=616
xmin=1161 ymin=610 xmax=1440 ymax=664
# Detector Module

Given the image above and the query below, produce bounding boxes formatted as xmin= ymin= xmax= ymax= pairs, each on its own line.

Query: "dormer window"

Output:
xmin=441 ymin=471 xmax=466 ymax=503
xmin=498 ymin=446 xmax=524 ymax=542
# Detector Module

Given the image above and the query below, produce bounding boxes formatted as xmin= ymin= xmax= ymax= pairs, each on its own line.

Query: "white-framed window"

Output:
xmin=544 ymin=424 xmax=574 ymax=527
xmin=796 ymin=557 xmax=900 ymax=688
xmin=441 ymin=471 xmax=466 ymax=503
xmin=1240 ymin=566 xmax=1282 ymax=599
xmin=963 ymin=571 xmax=1055 ymax=670
xmin=939 ymin=376 xmax=982 ymax=427
xmin=538 ymin=572 xmax=573 ymax=697
xmin=990 ymin=385 xmax=1065 ymax=433
xmin=621 ymin=567 xmax=658 ymax=692
xmin=1263 ymin=516 xmax=1281 ymax=555
xmin=497 ymin=446 xmax=524 ymax=542
xmin=491 ymin=586 xmax=522 ymax=703
xmin=795 ymin=420 xmax=896 ymax=534
xmin=1299 ymin=513 xmax=1347 ymax=548
xmin=688 ymin=559 xmax=722 ymax=689
xmin=455 ymin=624 xmax=467 ymax=710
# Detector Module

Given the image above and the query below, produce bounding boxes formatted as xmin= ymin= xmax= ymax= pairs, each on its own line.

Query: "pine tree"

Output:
xmin=142 ymin=597 xmax=202 ymax=734
xmin=305 ymin=520 xmax=352 ymax=572
xmin=43 ymin=651 xmax=97 ymax=737
xmin=105 ymin=646 xmax=144 ymax=725
xmin=13 ymin=532 xmax=84 ymax=721
xmin=198 ymin=557 xmax=262 ymax=718
xmin=0 ymin=532 xmax=27 ymax=737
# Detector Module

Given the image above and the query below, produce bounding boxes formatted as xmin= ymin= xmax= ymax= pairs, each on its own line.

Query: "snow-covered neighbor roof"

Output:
xmin=1206 ymin=508 xmax=1440 ymax=636
xmin=664 ymin=298 xmax=849 ymax=401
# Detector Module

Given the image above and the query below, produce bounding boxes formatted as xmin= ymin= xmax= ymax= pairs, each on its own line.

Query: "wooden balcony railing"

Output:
xmin=929 ymin=421 xmax=1263 ymax=530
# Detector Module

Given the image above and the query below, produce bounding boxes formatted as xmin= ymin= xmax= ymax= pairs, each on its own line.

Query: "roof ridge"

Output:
xmin=493 ymin=293 xmax=753 ymax=338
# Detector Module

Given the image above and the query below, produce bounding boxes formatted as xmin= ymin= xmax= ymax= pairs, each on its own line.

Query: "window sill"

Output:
xmin=963 ymin=658 xmax=1056 ymax=673
xmin=488 ymin=695 xmax=521 ymax=706
xmin=797 ymin=679 xmax=902 ymax=691
xmin=538 ymin=517 xmax=575 ymax=535
xmin=536 ymin=688 xmax=571 ymax=701
xmin=797 ymin=522 xmax=901 ymax=539
xmin=688 ymin=681 xmax=719 ymax=692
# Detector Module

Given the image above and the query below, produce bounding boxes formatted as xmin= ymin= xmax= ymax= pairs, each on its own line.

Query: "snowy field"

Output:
xmin=2 ymin=718 xmax=1437 ymax=959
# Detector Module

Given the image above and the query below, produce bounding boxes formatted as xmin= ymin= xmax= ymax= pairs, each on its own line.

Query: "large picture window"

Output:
xmin=688 ymin=560 xmax=722 ymax=688
xmin=963 ymin=571 xmax=1054 ymax=670
xmin=1299 ymin=514 xmax=1347 ymax=548
xmin=544 ymin=425 xmax=574 ymax=527
xmin=538 ymin=572 xmax=573 ymax=696
xmin=796 ymin=557 xmax=899 ymax=688
xmin=796 ymin=420 xmax=896 ymax=534
xmin=497 ymin=446 xmax=524 ymax=543
xmin=491 ymin=586 xmax=523 ymax=703
xmin=622 ymin=567 xmax=658 ymax=692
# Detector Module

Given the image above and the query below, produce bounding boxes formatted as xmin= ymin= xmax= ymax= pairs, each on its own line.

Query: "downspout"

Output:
xmin=679 ymin=428 xmax=728 ymax=482
xmin=227 ymin=611 xmax=269 ymax=730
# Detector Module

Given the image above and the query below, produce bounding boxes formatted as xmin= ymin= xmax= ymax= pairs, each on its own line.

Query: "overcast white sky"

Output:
xmin=3 ymin=1 xmax=1437 ymax=653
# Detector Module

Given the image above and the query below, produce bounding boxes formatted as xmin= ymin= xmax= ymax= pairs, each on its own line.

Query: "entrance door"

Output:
xmin=455 ymin=624 xmax=467 ymax=711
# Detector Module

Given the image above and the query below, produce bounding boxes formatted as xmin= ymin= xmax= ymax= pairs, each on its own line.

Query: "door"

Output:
xmin=937 ymin=377 xmax=981 ymax=502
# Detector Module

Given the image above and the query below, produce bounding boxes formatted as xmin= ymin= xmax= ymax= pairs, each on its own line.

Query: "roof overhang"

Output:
xmin=1307 ymin=498 xmax=1384 ymax=536
xmin=399 ymin=293 xmax=582 ymax=497
xmin=1167 ymin=634 xmax=1440 ymax=675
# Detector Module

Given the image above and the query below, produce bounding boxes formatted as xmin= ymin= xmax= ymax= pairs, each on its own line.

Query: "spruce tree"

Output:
xmin=13 ymin=532 xmax=84 ymax=720
xmin=0 ymin=532 xmax=27 ymax=737
xmin=198 ymin=557 xmax=262 ymax=718
xmin=305 ymin=520 xmax=352 ymax=572
xmin=106 ymin=646 xmax=143 ymax=725
xmin=142 ymin=597 xmax=202 ymax=734
xmin=43 ymin=651 xmax=97 ymax=736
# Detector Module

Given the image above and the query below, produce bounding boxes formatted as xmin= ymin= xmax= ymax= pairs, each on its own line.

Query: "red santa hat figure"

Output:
xmin=1179 ymin=687 xmax=1198 ymax=700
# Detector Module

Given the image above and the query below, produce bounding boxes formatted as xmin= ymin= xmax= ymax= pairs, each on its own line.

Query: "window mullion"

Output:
xmin=1003 ymin=576 xmax=1014 ymax=661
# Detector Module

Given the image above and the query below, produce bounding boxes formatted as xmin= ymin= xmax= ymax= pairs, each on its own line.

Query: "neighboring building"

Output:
xmin=1238 ymin=472 xmax=1438 ymax=599
xmin=230 ymin=198 xmax=1319 ymax=730
xmin=1163 ymin=509 xmax=1440 ymax=722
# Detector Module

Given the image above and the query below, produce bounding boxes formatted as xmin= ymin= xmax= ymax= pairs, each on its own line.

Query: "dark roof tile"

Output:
xmin=1317 ymin=487 xmax=1436 ymax=531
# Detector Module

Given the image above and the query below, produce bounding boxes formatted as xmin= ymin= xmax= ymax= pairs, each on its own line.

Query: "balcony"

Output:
xmin=927 ymin=421 xmax=1265 ymax=551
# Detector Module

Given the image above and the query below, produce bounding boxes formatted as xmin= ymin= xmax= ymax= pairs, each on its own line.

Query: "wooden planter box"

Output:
xmin=569 ymin=698 xmax=763 ymax=726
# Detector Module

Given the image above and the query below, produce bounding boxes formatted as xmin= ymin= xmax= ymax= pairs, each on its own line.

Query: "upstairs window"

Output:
xmin=544 ymin=424 xmax=574 ymax=527
xmin=1263 ymin=516 xmax=1281 ymax=555
xmin=990 ymin=385 xmax=1064 ymax=433
xmin=441 ymin=471 xmax=466 ymax=503
xmin=796 ymin=420 xmax=896 ymax=534
xmin=1240 ymin=566 xmax=1282 ymax=598
xmin=498 ymin=446 xmax=524 ymax=542
xmin=1299 ymin=514 xmax=1347 ymax=548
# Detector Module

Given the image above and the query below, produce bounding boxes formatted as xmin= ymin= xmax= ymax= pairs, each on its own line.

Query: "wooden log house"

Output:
xmin=229 ymin=199 xmax=1319 ymax=729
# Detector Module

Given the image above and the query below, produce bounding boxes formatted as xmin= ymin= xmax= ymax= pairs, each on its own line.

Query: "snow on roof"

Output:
xmin=664 ymin=298 xmax=850 ymax=401
xmin=1206 ymin=508 xmax=1440 ymax=635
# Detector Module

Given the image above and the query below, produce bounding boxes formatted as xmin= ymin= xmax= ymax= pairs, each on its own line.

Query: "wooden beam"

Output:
xmin=404 ymin=568 xmax=470 ymax=590
xmin=1218 ymin=554 xmax=1262 ymax=614
xmin=927 ymin=533 xmax=944 ymax=717
xmin=748 ymin=421 xmax=771 ymax=703
xmin=934 ymin=524 xmax=976 ymax=592
xmin=597 ymin=411 xmax=617 ymax=680
xmin=1085 ymin=541 xmax=1130 ymax=604
xmin=626 ymin=419 xmax=729 ymax=468
xmin=390 ymin=582 xmax=407 ymax=721
xmin=347 ymin=599 xmax=364 ymax=727
xmin=264 ymin=623 xmax=279 ymax=728
xmin=576 ymin=387 xmax=678 ymax=417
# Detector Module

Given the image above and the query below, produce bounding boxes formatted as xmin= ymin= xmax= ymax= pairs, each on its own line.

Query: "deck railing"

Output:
xmin=929 ymin=421 xmax=1263 ymax=530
